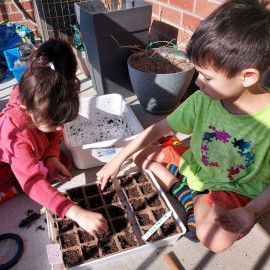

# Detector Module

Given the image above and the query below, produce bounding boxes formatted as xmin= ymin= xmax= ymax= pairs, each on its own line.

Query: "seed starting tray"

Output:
xmin=46 ymin=170 xmax=186 ymax=270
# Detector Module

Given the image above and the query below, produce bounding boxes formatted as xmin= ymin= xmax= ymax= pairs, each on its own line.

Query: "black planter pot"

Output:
xmin=75 ymin=0 xmax=152 ymax=95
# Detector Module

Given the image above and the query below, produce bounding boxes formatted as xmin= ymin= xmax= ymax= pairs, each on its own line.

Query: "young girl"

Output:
xmin=0 ymin=39 xmax=108 ymax=236
xmin=97 ymin=0 xmax=270 ymax=252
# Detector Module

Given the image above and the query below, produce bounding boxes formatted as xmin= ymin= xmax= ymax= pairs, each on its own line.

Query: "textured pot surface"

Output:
xmin=75 ymin=0 xmax=152 ymax=95
xmin=128 ymin=50 xmax=195 ymax=114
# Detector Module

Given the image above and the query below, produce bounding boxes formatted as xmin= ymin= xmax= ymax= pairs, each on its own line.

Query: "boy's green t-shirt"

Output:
xmin=167 ymin=90 xmax=270 ymax=199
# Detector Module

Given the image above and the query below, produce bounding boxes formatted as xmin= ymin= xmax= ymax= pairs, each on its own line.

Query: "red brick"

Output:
xmin=195 ymin=0 xmax=221 ymax=18
xmin=0 ymin=12 xmax=23 ymax=22
xmin=10 ymin=1 xmax=33 ymax=12
xmin=160 ymin=6 xmax=181 ymax=25
xmin=182 ymin=13 xmax=202 ymax=32
xmin=177 ymin=28 xmax=192 ymax=46
xmin=17 ymin=19 xmax=36 ymax=28
xmin=178 ymin=43 xmax=186 ymax=51
xmin=147 ymin=0 xmax=159 ymax=16
xmin=0 ymin=3 xmax=10 ymax=13
xmin=151 ymin=17 xmax=166 ymax=33
xmin=24 ymin=10 xmax=35 ymax=19
xmin=0 ymin=0 xmax=12 ymax=4
xmin=170 ymin=0 xmax=194 ymax=12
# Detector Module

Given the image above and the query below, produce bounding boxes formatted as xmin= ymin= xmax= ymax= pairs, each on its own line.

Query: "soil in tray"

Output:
xmin=58 ymin=220 xmax=74 ymax=233
xmin=103 ymin=191 xmax=119 ymax=204
xmin=68 ymin=188 xmax=83 ymax=202
xmin=152 ymin=208 xmax=166 ymax=220
xmin=140 ymin=184 xmax=155 ymax=195
xmin=107 ymin=205 xmax=125 ymax=218
xmin=120 ymin=176 xmax=135 ymax=187
xmin=134 ymin=173 xmax=149 ymax=183
xmin=112 ymin=218 xmax=129 ymax=233
xmin=103 ymin=181 xmax=115 ymax=192
xmin=88 ymin=196 xmax=103 ymax=209
xmin=131 ymin=198 xmax=146 ymax=211
xmin=118 ymin=232 xmax=138 ymax=249
xmin=63 ymin=249 xmax=82 ymax=268
xmin=125 ymin=186 xmax=140 ymax=198
xmin=100 ymin=238 xmax=119 ymax=255
xmin=82 ymin=245 xmax=100 ymax=261
xmin=60 ymin=233 xmax=78 ymax=249
xmin=146 ymin=193 xmax=161 ymax=207
xmin=85 ymin=185 xmax=99 ymax=196
xmin=136 ymin=213 xmax=155 ymax=226
xmin=78 ymin=230 xmax=95 ymax=243
xmin=161 ymin=221 xmax=178 ymax=236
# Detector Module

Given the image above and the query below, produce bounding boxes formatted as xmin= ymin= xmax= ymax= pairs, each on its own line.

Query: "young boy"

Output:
xmin=96 ymin=0 xmax=270 ymax=252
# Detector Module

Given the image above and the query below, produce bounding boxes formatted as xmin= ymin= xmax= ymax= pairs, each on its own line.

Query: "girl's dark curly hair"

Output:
xmin=19 ymin=39 xmax=80 ymax=126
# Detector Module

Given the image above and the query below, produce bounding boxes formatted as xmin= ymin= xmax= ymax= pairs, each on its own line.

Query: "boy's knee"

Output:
xmin=196 ymin=223 xmax=234 ymax=253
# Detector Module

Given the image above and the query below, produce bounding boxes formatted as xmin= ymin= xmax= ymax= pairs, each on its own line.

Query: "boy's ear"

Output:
xmin=241 ymin=68 xmax=260 ymax=87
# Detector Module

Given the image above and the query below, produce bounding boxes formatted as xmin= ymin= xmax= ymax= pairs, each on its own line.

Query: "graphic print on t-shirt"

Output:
xmin=200 ymin=126 xmax=255 ymax=181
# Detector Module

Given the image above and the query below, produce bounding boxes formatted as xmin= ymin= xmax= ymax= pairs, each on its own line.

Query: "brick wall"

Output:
xmin=0 ymin=0 xmax=39 ymax=38
xmin=0 ymin=0 xmax=224 ymax=44
xmin=147 ymin=0 xmax=225 ymax=49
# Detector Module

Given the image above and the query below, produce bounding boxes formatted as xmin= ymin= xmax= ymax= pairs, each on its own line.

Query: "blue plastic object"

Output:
xmin=4 ymin=47 xmax=27 ymax=82
xmin=0 ymin=22 xmax=22 ymax=57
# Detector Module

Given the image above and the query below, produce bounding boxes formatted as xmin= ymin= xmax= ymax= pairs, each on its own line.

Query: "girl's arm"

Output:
xmin=65 ymin=204 xmax=108 ymax=236
xmin=96 ymin=118 xmax=172 ymax=190
xmin=215 ymin=183 xmax=270 ymax=235
xmin=41 ymin=131 xmax=63 ymax=163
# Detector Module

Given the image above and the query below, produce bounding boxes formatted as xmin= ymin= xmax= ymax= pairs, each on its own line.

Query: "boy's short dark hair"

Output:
xmin=186 ymin=0 xmax=270 ymax=78
xmin=19 ymin=39 xmax=80 ymax=126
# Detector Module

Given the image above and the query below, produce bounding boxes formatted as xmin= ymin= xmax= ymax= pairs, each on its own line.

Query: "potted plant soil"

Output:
xmin=127 ymin=41 xmax=195 ymax=114
xmin=75 ymin=0 xmax=152 ymax=95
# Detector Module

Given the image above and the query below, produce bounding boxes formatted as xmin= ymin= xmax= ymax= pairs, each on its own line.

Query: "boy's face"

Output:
xmin=195 ymin=65 xmax=244 ymax=100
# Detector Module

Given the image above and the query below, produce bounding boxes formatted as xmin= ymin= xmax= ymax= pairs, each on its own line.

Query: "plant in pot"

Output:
xmin=127 ymin=41 xmax=195 ymax=114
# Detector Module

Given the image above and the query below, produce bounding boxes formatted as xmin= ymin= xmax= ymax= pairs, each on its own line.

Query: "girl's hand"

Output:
xmin=46 ymin=157 xmax=72 ymax=181
xmin=215 ymin=207 xmax=255 ymax=236
xmin=66 ymin=205 xmax=108 ymax=236
xmin=96 ymin=158 xmax=122 ymax=190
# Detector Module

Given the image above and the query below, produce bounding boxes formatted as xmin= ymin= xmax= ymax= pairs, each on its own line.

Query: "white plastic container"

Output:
xmin=46 ymin=170 xmax=186 ymax=270
xmin=63 ymin=94 xmax=144 ymax=169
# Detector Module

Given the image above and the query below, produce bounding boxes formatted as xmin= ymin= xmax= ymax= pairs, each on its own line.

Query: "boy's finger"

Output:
xmin=101 ymin=178 xmax=108 ymax=190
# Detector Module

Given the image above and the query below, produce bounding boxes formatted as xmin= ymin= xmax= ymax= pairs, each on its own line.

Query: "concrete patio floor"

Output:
xmin=0 ymin=70 xmax=270 ymax=270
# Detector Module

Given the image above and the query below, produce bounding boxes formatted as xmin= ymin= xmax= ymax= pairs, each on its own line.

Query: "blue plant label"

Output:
xmin=142 ymin=210 xmax=173 ymax=241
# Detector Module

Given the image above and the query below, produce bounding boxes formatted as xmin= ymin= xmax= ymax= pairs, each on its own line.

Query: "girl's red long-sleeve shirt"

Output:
xmin=0 ymin=85 xmax=74 ymax=218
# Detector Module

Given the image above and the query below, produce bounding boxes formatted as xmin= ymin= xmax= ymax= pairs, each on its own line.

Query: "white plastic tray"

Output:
xmin=63 ymin=94 xmax=143 ymax=169
xmin=46 ymin=170 xmax=186 ymax=269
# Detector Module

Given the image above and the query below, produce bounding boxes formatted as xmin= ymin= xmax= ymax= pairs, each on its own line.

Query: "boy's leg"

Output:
xmin=134 ymin=145 xmax=199 ymax=242
xmin=194 ymin=195 xmax=240 ymax=252
xmin=134 ymin=145 xmax=179 ymax=191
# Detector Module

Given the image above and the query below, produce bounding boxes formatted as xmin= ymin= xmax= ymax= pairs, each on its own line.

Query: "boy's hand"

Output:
xmin=215 ymin=207 xmax=255 ymax=236
xmin=66 ymin=205 xmax=108 ymax=236
xmin=46 ymin=157 xmax=72 ymax=181
xmin=96 ymin=159 xmax=121 ymax=190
